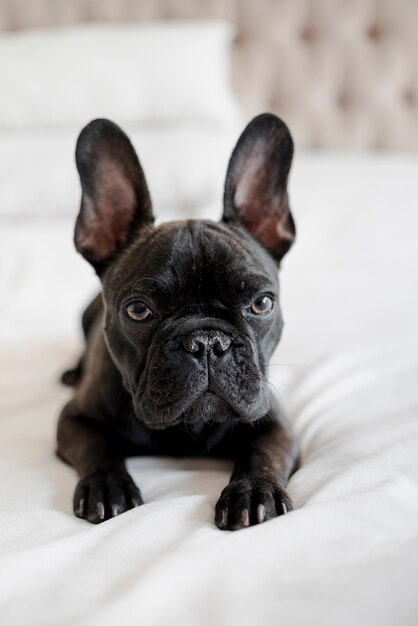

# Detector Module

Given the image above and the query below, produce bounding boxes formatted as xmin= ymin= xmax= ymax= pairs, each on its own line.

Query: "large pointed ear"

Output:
xmin=223 ymin=113 xmax=295 ymax=263
xmin=74 ymin=119 xmax=154 ymax=273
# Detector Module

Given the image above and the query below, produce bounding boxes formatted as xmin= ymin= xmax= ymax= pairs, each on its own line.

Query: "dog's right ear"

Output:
xmin=74 ymin=119 xmax=153 ymax=273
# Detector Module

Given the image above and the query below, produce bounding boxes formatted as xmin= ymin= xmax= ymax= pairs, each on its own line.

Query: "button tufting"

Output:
xmin=300 ymin=24 xmax=315 ymax=44
xmin=337 ymin=91 xmax=352 ymax=111
xmin=403 ymin=87 xmax=416 ymax=107
xmin=368 ymin=23 xmax=383 ymax=41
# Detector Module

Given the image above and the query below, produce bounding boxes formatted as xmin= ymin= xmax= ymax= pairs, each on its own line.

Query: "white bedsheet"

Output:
xmin=1 ymin=152 xmax=418 ymax=625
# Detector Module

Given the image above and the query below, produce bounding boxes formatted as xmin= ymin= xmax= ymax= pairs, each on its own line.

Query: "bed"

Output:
xmin=0 ymin=22 xmax=417 ymax=626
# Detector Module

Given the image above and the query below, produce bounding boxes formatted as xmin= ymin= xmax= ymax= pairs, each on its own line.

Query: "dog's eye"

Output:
xmin=250 ymin=295 xmax=274 ymax=315
xmin=126 ymin=302 xmax=154 ymax=322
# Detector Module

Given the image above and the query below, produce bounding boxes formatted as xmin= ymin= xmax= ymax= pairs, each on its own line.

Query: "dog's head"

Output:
xmin=74 ymin=114 xmax=295 ymax=429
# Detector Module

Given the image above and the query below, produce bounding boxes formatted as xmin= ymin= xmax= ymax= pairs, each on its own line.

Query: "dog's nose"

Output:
xmin=181 ymin=330 xmax=231 ymax=357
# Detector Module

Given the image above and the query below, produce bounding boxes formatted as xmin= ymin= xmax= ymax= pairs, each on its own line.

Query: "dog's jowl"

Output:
xmin=57 ymin=113 xmax=300 ymax=530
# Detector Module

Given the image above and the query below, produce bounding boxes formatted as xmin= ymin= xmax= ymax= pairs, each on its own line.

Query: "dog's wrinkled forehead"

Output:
xmin=103 ymin=219 xmax=278 ymax=310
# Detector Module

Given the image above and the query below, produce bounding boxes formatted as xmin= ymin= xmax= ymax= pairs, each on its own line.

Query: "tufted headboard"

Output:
xmin=1 ymin=0 xmax=417 ymax=150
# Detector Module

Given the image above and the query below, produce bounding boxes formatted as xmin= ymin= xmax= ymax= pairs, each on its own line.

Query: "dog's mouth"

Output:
xmin=188 ymin=391 xmax=231 ymax=416
xmin=134 ymin=360 xmax=271 ymax=429
xmin=131 ymin=321 xmax=270 ymax=430
xmin=137 ymin=389 xmax=240 ymax=430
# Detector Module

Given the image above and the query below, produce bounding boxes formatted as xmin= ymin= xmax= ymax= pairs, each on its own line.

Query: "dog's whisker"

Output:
xmin=268 ymin=363 xmax=306 ymax=369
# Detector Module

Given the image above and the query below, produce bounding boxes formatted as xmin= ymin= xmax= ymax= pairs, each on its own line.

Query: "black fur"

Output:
xmin=57 ymin=113 xmax=300 ymax=529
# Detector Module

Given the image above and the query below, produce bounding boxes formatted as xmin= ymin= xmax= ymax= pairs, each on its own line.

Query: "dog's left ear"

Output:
xmin=223 ymin=113 xmax=295 ymax=263
xmin=74 ymin=119 xmax=154 ymax=273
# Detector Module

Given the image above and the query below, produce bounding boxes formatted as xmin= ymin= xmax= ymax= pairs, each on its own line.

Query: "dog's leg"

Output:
xmin=215 ymin=411 xmax=299 ymax=531
xmin=81 ymin=293 xmax=103 ymax=338
xmin=60 ymin=295 xmax=103 ymax=387
xmin=57 ymin=402 xmax=143 ymax=523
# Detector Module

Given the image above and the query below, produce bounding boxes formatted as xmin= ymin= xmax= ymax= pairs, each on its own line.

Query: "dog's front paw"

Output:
xmin=73 ymin=470 xmax=143 ymax=524
xmin=215 ymin=477 xmax=293 ymax=531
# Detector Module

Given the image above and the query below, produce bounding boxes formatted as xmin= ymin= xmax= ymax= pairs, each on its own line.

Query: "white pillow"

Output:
xmin=0 ymin=122 xmax=239 ymax=217
xmin=0 ymin=22 xmax=240 ymax=129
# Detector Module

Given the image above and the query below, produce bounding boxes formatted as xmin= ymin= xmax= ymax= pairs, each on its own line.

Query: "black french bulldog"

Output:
xmin=57 ymin=113 xmax=299 ymax=530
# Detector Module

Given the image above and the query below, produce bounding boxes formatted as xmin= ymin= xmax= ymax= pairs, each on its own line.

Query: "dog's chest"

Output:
xmin=122 ymin=420 xmax=238 ymax=458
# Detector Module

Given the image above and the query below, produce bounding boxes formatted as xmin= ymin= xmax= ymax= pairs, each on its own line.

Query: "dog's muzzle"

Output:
xmin=134 ymin=317 xmax=269 ymax=429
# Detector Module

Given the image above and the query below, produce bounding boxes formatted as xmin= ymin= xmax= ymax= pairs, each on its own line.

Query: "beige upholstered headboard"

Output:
xmin=1 ymin=0 xmax=417 ymax=150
